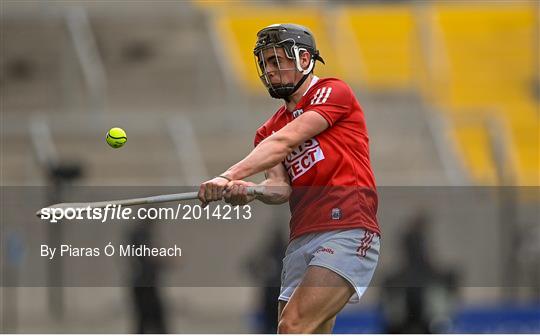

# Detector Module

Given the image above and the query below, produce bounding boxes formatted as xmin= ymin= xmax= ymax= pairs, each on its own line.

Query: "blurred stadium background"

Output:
xmin=1 ymin=0 xmax=539 ymax=333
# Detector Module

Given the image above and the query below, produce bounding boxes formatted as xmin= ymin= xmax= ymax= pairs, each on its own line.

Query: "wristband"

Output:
xmin=217 ymin=175 xmax=232 ymax=182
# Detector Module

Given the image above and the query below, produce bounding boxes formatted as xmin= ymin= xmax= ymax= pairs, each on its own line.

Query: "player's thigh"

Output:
xmin=278 ymin=298 xmax=335 ymax=332
xmin=280 ymin=301 xmax=335 ymax=334
xmin=313 ymin=316 xmax=336 ymax=334
xmin=277 ymin=300 xmax=336 ymax=334
xmin=280 ymin=265 xmax=354 ymax=331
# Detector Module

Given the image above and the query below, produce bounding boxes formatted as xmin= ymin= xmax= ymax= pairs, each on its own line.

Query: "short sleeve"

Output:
xmin=305 ymin=81 xmax=352 ymax=127
xmin=254 ymin=125 xmax=267 ymax=147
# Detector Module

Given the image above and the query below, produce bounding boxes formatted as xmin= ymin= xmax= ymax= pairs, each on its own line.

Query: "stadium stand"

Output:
xmin=334 ymin=4 xmax=419 ymax=90
xmin=427 ymin=3 xmax=538 ymax=185
xmin=200 ymin=2 xmax=538 ymax=186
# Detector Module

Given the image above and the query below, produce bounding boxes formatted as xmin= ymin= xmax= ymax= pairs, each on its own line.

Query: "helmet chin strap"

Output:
xmin=268 ymin=73 xmax=310 ymax=102
xmin=287 ymin=73 xmax=310 ymax=102
xmin=268 ymin=46 xmax=314 ymax=101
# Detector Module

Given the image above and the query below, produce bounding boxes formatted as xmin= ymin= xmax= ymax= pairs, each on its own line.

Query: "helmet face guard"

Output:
xmin=255 ymin=44 xmax=305 ymax=99
xmin=254 ymin=24 xmax=324 ymax=100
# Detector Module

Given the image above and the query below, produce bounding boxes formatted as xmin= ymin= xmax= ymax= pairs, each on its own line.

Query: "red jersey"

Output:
xmin=254 ymin=77 xmax=380 ymax=240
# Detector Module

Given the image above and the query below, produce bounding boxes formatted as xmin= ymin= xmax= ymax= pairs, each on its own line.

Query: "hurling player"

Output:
xmin=198 ymin=24 xmax=380 ymax=333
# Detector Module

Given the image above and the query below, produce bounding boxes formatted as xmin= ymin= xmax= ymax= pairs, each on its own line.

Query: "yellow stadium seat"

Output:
xmin=501 ymin=101 xmax=539 ymax=186
xmin=335 ymin=5 xmax=419 ymax=90
xmin=426 ymin=3 xmax=538 ymax=185
xmin=450 ymin=119 xmax=499 ymax=185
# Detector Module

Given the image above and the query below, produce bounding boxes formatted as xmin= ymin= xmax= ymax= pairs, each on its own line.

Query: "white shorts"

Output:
xmin=279 ymin=228 xmax=380 ymax=304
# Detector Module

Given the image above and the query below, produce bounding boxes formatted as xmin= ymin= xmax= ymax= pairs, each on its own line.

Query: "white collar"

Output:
xmin=303 ymin=75 xmax=319 ymax=96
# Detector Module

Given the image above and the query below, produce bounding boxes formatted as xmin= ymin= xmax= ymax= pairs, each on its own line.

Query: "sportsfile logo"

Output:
xmin=284 ymin=138 xmax=325 ymax=181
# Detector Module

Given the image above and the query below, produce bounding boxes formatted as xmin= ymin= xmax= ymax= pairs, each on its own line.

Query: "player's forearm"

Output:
xmin=256 ymin=179 xmax=291 ymax=204
xmin=222 ymin=136 xmax=292 ymax=181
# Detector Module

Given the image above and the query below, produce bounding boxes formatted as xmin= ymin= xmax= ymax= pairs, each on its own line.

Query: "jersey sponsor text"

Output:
xmin=284 ymin=138 xmax=325 ymax=181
